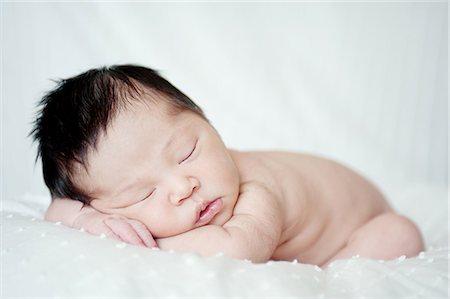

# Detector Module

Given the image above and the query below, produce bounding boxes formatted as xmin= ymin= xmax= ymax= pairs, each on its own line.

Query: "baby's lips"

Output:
xmin=196 ymin=197 xmax=223 ymax=225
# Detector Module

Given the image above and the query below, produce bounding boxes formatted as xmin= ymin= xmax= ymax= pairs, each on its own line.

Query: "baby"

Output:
xmin=32 ymin=64 xmax=424 ymax=267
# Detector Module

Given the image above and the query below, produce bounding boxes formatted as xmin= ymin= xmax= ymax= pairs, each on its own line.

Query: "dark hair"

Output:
xmin=30 ymin=64 xmax=205 ymax=203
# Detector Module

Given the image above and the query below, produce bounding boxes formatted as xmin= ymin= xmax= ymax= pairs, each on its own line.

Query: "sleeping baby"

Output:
xmin=32 ymin=64 xmax=424 ymax=267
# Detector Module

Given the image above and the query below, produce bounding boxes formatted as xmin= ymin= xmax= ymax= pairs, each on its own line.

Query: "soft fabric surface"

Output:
xmin=2 ymin=3 xmax=447 ymax=297
xmin=2 ymin=183 xmax=448 ymax=297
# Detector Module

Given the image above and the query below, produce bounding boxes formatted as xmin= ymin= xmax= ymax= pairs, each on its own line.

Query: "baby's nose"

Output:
xmin=168 ymin=177 xmax=200 ymax=205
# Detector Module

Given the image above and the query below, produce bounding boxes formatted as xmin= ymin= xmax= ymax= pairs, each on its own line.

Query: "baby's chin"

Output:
xmin=209 ymin=205 xmax=234 ymax=226
xmin=212 ymin=193 xmax=239 ymax=225
xmin=154 ymin=228 xmax=191 ymax=239
xmin=155 ymin=195 xmax=237 ymax=238
xmin=154 ymin=213 xmax=233 ymax=239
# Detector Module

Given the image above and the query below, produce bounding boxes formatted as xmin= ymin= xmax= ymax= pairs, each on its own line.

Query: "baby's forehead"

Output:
xmin=103 ymin=101 xmax=171 ymax=133
xmin=92 ymin=103 xmax=199 ymax=163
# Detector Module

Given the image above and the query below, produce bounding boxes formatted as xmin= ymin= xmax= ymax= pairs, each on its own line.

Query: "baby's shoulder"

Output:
xmin=228 ymin=149 xmax=317 ymax=214
xmin=229 ymin=149 xmax=339 ymax=179
xmin=230 ymin=179 xmax=283 ymax=228
xmin=228 ymin=149 xmax=311 ymax=190
xmin=229 ymin=149 xmax=316 ymax=169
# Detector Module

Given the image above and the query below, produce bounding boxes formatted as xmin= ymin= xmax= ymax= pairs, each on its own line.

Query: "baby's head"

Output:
xmin=32 ymin=65 xmax=240 ymax=237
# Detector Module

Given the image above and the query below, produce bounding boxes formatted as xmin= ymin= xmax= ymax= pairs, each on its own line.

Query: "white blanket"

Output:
xmin=2 ymin=2 xmax=447 ymax=297
xmin=2 ymin=183 xmax=448 ymax=297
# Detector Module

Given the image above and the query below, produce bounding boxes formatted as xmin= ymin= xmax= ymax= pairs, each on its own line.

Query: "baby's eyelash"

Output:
xmin=179 ymin=141 xmax=197 ymax=164
xmin=139 ymin=189 xmax=155 ymax=201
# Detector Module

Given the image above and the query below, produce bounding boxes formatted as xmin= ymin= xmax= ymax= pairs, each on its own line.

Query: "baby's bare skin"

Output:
xmin=228 ymin=150 xmax=392 ymax=266
xmin=46 ymin=101 xmax=424 ymax=266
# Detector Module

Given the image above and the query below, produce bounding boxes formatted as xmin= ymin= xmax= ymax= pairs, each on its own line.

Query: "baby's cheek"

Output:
xmin=124 ymin=206 xmax=152 ymax=225
xmin=207 ymin=151 xmax=239 ymax=183
xmin=138 ymin=217 xmax=163 ymax=237
xmin=221 ymin=159 xmax=240 ymax=191
xmin=133 ymin=208 xmax=170 ymax=237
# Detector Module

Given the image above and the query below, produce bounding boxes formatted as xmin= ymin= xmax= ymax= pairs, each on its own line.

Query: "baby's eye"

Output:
xmin=139 ymin=189 xmax=155 ymax=202
xmin=179 ymin=141 xmax=197 ymax=164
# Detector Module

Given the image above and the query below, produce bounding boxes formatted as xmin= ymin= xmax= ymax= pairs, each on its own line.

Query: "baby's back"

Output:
xmin=229 ymin=150 xmax=391 ymax=265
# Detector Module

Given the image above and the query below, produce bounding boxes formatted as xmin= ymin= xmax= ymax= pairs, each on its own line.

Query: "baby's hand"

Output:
xmin=72 ymin=205 xmax=157 ymax=248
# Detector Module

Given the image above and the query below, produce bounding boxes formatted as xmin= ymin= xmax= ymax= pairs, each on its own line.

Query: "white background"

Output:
xmin=1 ymin=1 xmax=447 ymax=202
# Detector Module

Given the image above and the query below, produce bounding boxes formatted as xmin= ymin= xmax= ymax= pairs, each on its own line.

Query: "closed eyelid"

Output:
xmin=137 ymin=188 xmax=156 ymax=202
xmin=111 ymin=185 xmax=154 ymax=208
xmin=179 ymin=139 xmax=198 ymax=164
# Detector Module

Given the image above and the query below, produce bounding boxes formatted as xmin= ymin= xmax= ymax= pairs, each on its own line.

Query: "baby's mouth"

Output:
xmin=196 ymin=198 xmax=223 ymax=225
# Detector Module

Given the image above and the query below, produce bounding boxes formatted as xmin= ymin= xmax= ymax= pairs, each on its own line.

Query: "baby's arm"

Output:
xmin=45 ymin=198 xmax=157 ymax=247
xmin=157 ymin=182 xmax=283 ymax=262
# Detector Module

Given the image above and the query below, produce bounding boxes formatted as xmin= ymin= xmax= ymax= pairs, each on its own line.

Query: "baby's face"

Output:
xmin=74 ymin=102 xmax=240 ymax=238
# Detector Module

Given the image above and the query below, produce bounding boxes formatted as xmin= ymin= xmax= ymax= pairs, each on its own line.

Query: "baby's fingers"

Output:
xmin=103 ymin=229 xmax=123 ymax=242
xmin=103 ymin=218 xmax=146 ymax=247
xmin=128 ymin=219 xmax=158 ymax=248
xmin=82 ymin=220 xmax=122 ymax=242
